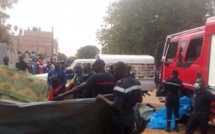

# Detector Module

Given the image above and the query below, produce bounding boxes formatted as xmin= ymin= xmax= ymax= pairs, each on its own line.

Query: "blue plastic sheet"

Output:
xmin=147 ymin=96 xmax=191 ymax=129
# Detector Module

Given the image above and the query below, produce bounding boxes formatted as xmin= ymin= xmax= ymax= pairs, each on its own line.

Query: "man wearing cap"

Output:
xmin=57 ymin=59 xmax=114 ymax=98
xmin=47 ymin=62 xmax=67 ymax=101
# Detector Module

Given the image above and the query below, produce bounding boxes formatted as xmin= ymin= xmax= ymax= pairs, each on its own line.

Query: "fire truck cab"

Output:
xmin=161 ymin=16 xmax=215 ymax=92
xmin=159 ymin=16 xmax=215 ymax=123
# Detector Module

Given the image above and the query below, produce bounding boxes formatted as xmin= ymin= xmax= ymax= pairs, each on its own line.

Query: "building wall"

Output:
xmin=10 ymin=30 xmax=58 ymax=65
xmin=0 ymin=43 xmax=9 ymax=65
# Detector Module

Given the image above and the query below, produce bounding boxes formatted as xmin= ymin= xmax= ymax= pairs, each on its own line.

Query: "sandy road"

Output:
xmin=141 ymin=89 xmax=215 ymax=134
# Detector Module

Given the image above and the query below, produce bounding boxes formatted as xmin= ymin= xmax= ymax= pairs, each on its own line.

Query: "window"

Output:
xmin=179 ymin=41 xmax=187 ymax=61
xmin=185 ymin=37 xmax=203 ymax=62
xmin=165 ymin=42 xmax=178 ymax=63
xmin=74 ymin=63 xmax=81 ymax=69
xmin=180 ymin=41 xmax=186 ymax=55
xmin=128 ymin=63 xmax=154 ymax=79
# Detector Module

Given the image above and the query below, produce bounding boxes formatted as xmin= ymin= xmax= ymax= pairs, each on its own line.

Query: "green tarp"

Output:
xmin=0 ymin=98 xmax=112 ymax=134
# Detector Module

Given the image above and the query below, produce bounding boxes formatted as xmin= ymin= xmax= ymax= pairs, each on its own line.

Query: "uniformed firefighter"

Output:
xmin=164 ymin=70 xmax=183 ymax=133
xmin=57 ymin=59 xmax=114 ymax=98
xmin=185 ymin=78 xmax=215 ymax=134
xmin=96 ymin=62 xmax=142 ymax=134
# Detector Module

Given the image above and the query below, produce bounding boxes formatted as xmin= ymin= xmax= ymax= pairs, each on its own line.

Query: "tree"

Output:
xmin=58 ymin=52 xmax=67 ymax=61
xmin=68 ymin=56 xmax=76 ymax=62
xmin=76 ymin=45 xmax=99 ymax=59
xmin=0 ymin=0 xmax=18 ymax=45
xmin=13 ymin=25 xmax=18 ymax=31
xmin=97 ymin=0 xmax=215 ymax=55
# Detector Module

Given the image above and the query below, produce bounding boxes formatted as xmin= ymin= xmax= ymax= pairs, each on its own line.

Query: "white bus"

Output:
xmin=68 ymin=55 xmax=155 ymax=91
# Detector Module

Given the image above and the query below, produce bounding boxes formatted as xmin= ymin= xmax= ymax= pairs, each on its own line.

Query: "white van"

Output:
xmin=69 ymin=55 xmax=155 ymax=91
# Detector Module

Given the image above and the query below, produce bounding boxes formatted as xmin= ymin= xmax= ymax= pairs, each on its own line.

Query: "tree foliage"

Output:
xmin=0 ymin=0 xmax=18 ymax=45
xmin=97 ymin=0 xmax=215 ymax=55
xmin=76 ymin=45 xmax=99 ymax=59
xmin=58 ymin=52 xmax=67 ymax=61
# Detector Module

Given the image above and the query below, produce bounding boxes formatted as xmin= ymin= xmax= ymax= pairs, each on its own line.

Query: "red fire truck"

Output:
xmin=157 ymin=16 xmax=215 ymax=123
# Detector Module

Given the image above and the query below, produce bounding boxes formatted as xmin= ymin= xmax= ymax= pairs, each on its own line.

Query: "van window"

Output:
xmin=185 ymin=37 xmax=203 ymax=62
xmin=73 ymin=63 xmax=92 ymax=69
xmin=165 ymin=42 xmax=178 ymax=63
xmin=104 ymin=63 xmax=154 ymax=79
xmin=129 ymin=63 xmax=154 ymax=79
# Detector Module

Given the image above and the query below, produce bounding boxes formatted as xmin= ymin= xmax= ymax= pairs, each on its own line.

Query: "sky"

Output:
xmin=7 ymin=0 xmax=115 ymax=57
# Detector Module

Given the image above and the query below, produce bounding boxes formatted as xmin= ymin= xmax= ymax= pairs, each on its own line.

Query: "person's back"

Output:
xmin=17 ymin=60 xmax=28 ymax=71
xmin=114 ymin=76 xmax=142 ymax=118
xmin=86 ymin=71 xmax=114 ymax=97
xmin=165 ymin=77 xmax=182 ymax=99
xmin=164 ymin=70 xmax=183 ymax=132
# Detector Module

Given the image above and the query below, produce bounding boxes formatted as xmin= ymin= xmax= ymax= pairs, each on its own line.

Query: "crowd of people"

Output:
xmin=47 ymin=59 xmax=142 ymax=134
xmin=2 ymin=54 xmax=65 ymax=75
xmin=14 ymin=51 xmax=56 ymax=74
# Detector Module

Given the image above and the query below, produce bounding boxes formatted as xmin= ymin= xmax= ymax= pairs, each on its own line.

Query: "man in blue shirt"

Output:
xmin=47 ymin=62 xmax=67 ymax=101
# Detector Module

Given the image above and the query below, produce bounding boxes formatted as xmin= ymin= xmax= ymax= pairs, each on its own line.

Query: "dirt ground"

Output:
xmin=141 ymin=89 xmax=215 ymax=134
